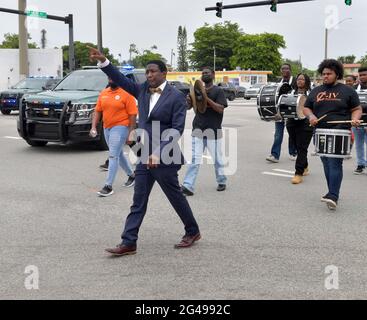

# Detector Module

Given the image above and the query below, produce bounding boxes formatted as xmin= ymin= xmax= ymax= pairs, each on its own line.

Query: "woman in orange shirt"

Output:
xmin=91 ymin=78 xmax=138 ymax=196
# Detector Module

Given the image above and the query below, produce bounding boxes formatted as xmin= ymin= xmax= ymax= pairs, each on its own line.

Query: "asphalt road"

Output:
xmin=1 ymin=99 xmax=367 ymax=299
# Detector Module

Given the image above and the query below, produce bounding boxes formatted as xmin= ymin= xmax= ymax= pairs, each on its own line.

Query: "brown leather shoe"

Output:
xmin=105 ymin=244 xmax=137 ymax=256
xmin=174 ymin=233 xmax=201 ymax=249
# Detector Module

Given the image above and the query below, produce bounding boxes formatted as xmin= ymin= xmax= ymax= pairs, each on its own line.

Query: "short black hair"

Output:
xmin=295 ymin=73 xmax=311 ymax=91
xmin=345 ymin=74 xmax=357 ymax=81
xmin=146 ymin=60 xmax=167 ymax=73
xmin=358 ymin=67 xmax=367 ymax=73
xmin=317 ymin=59 xmax=344 ymax=80
xmin=281 ymin=63 xmax=292 ymax=70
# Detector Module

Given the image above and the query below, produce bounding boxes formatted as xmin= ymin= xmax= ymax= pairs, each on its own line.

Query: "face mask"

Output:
xmin=202 ymin=75 xmax=212 ymax=83
xmin=109 ymin=82 xmax=118 ymax=89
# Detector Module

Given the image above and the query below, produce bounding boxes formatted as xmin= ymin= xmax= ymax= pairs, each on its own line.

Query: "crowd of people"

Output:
xmin=87 ymin=45 xmax=364 ymax=256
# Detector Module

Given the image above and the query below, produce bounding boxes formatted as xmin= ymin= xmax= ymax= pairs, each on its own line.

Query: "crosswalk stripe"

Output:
xmin=273 ymin=169 xmax=294 ymax=174
xmin=262 ymin=172 xmax=293 ymax=178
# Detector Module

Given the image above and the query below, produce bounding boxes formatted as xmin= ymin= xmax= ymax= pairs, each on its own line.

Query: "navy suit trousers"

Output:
xmin=121 ymin=164 xmax=200 ymax=246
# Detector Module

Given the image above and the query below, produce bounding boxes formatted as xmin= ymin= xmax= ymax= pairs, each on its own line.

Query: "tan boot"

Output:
xmin=291 ymin=175 xmax=303 ymax=184
xmin=303 ymin=167 xmax=309 ymax=176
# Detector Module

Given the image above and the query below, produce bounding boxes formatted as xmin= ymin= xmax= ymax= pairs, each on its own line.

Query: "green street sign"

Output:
xmin=25 ymin=10 xmax=47 ymax=19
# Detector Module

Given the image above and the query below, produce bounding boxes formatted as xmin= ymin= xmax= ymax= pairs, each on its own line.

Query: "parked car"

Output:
xmin=235 ymin=86 xmax=246 ymax=98
xmin=217 ymin=82 xmax=236 ymax=101
xmin=244 ymin=83 xmax=264 ymax=100
xmin=168 ymin=81 xmax=190 ymax=96
xmin=17 ymin=68 xmax=191 ymax=149
xmin=0 ymin=76 xmax=60 ymax=115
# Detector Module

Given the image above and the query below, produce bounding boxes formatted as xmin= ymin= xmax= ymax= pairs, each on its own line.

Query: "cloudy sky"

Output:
xmin=0 ymin=0 xmax=365 ymax=70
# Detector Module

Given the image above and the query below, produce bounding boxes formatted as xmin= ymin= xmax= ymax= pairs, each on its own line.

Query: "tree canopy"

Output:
xmin=0 ymin=33 xmax=38 ymax=49
xmin=190 ymin=21 xmax=243 ymax=71
xmin=230 ymin=33 xmax=286 ymax=76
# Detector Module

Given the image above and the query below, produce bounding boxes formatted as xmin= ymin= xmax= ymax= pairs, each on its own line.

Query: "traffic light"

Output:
xmin=270 ymin=0 xmax=278 ymax=12
xmin=216 ymin=2 xmax=223 ymax=18
xmin=345 ymin=0 xmax=352 ymax=5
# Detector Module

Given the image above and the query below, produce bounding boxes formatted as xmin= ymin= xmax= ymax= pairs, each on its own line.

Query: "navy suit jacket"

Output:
xmin=101 ymin=63 xmax=187 ymax=167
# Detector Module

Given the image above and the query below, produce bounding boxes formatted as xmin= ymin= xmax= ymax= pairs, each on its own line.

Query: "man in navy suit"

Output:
xmin=89 ymin=47 xmax=201 ymax=256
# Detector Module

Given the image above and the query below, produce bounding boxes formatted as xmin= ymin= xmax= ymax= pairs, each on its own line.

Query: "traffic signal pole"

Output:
xmin=0 ymin=6 xmax=75 ymax=71
xmin=206 ymin=0 xmax=316 ymax=15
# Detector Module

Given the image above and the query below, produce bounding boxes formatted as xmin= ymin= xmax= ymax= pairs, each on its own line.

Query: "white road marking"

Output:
xmin=273 ymin=169 xmax=294 ymax=174
xmin=3 ymin=136 xmax=22 ymax=140
xmin=262 ymin=172 xmax=293 ymax=178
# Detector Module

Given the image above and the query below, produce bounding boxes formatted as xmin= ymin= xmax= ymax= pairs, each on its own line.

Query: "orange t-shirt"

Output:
xmin=95 ymin=87 xmax=138 ymax=129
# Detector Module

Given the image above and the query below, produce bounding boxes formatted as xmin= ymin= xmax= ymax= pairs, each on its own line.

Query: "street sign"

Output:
xmin=25 ymin=10 xmax=47 ymax=19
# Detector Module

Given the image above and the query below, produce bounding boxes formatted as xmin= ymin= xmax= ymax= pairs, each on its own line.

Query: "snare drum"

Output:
xmin=357 ymin=91 xmax=367 ymax=124
xmin=314 ymin=128 xmax=351 ymax=158
xmin=357 ymin=90 xmax=367 ymax=109
xmin=257 ymin=83 xmax=292 ymax=121
xmin=278 ymin=94 xmax=306 ymax=120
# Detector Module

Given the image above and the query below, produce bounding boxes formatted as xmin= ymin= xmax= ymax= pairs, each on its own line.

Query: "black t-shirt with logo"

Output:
xmin=305 ymin=83 xmax=360 ymax=129
xmin=192 ymin=85 xmax=228 ymax=139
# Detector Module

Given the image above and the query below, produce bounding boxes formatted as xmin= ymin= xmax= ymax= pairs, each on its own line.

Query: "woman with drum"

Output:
xmin=286 ymin=73 xmax=313 ymax=184
xmin=303 ymin=59 xmax=362 ymax=211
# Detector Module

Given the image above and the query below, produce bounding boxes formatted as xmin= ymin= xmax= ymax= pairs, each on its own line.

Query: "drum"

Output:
xmin=278 ymin=94 xmax=306 ymax=120
xmin=257 ymin=83 xmax=292 ymax=121
xmin=314 ymin=128 xmax=351 ymax=158
xmin=357 ymin=90 xmax=367 ymax=109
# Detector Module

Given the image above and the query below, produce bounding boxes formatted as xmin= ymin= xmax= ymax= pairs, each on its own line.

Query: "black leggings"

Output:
xmin=287 ymin=123 xmax=314 ymax=175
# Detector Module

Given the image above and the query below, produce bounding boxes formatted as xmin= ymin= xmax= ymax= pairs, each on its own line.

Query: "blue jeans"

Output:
xmin=104 ymin=125 xmax=133 ymax=187
xmin=352 ymin=127 xmax=367 ymax=167
xmin=321 ymin=157 xmax=343 ymax=202
xmin=183 ymin=137 xmax=227 ymax=192
xmin=271 ymin=121 xmax=297 ymax=159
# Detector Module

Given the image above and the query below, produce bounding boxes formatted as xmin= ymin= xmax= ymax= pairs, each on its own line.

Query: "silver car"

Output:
xmin=244 ymin=83 xmax=264 ymax=100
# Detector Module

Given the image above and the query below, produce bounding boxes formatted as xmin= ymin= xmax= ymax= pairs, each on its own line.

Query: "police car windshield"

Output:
xmin=13 ymin=78 xmax=49 ymax=90
xmin=54 ymin=70 xmax=107 ymax=91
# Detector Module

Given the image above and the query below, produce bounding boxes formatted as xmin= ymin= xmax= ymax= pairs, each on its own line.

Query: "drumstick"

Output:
xmin=326 ymin=120 xmax=364 ymax=124
xmin=309 ymin=114 xmax=328 ymax=126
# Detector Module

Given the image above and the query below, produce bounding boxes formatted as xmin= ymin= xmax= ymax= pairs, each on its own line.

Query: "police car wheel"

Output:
xmin=1 ymin=109 xmax=11 ymax=115
xmin=26 ymin=139 xmax=48 ymax=147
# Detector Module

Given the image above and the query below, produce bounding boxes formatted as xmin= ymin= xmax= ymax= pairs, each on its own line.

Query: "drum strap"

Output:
xmin=280 ymin=76 xmax=293 ymax=85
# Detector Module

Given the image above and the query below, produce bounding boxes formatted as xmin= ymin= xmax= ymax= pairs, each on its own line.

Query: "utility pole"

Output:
xmin=213 ymin=46 xmax=216 ymax=71
xmin=324 ymin=28 xmax=328 ymax=59
xmin=18 ymin=0 xmax=28 ymax=79
xmin=41 ymin=29 xmax=47 ymax=49
xmin=171 ymin=49 xmax=175 ymax=69
xmin=97 ymin=0 xmax=103 ymax=52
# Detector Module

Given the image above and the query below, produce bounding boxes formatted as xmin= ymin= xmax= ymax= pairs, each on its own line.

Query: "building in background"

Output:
xmin=0 ymin=48 xmax=63 ymax=90
xmin=343 ymin=63 xmax=362 ymax=76
xmin=167 ymin=70 xmax=272 ymax=88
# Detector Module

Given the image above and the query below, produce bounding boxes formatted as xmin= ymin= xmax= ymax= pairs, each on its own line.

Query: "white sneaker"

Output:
xmin=289 ymin=155 xmax=297 ymax=161
xmin=266 ymin=155 xmax=279 ymax=163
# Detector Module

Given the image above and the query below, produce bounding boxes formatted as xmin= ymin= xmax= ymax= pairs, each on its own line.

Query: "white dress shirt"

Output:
xmin=149 ymin=81 xmax=167 ymax=117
